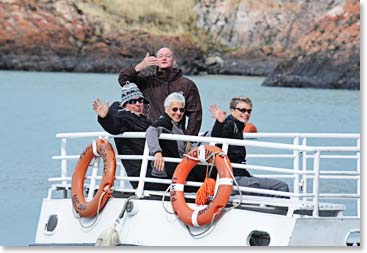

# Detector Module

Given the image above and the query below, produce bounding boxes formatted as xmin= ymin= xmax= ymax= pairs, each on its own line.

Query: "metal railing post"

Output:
xmin=293 ymin=137 xmax=300 ymax=199
xmin=61 ymin=138 xmax=67 ymax=182
xmin=118 ymin=162 xmax=127 ymax=189
xmin=61 ymin=138 xmax=67 ymax=198
xmin=357 ymin=138 xmax=360 ymax=217
xmin=312 ymin=151 xmax=321 ymax=217
xmin=302 ymin=137 xmax=308 ymax=199
xmin=221 ymin=143 xmax=229 ymax=154
xmin=136 ymin=140 xmax=150 ymax=198
xmin=87 ymin=158 xmax=99 ymax=200
xmin=216 ymin=143 xmax=230 ymax=195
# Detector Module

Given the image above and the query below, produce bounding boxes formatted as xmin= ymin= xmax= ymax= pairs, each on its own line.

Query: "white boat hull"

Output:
xmin=36 ymin=131 xmax=360 ymax=246
xmin=35 ymin=198 xmax=359 ymax=246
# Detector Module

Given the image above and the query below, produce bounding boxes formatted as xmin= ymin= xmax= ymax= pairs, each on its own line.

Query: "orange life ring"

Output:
xmin=71 ymin=139 xmax=116 ymax=218
xmin=244 ymin=122 xmax=258 ymax=133
xmin=170 ymin=145 xmax=233 ymax=227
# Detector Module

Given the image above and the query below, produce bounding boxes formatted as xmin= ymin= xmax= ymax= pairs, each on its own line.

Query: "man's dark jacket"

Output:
xmin=98 ymin=102 xmax=152 ymax=188
xmin=118 ymin=65 xmax=202 ymax=136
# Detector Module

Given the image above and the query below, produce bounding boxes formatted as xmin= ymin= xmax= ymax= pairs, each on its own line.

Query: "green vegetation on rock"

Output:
xmin=77 ymin=0 xmax=197 ymax=36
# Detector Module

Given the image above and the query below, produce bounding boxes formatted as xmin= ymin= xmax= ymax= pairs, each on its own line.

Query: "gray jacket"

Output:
xmin=145 ymin=113 xmax=185 ymax=178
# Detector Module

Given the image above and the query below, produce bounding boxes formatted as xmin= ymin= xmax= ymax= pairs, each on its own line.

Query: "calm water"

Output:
xmin=0 ymin=71 xmax=360 ymax=245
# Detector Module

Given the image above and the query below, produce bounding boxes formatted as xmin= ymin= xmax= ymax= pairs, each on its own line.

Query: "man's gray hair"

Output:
xmin=164 ymin=92 xmax=185 ymax=109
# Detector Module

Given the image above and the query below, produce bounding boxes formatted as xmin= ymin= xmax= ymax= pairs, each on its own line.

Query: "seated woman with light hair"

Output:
xmin=146 ymin=92 xmax=187 ymax=178
xmin=146 ymin=92 xmax=208 ymax=190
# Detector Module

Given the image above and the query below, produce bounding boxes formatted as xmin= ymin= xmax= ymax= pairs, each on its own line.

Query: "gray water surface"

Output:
xmin=0 ymin=71 xmax=360 ymax=245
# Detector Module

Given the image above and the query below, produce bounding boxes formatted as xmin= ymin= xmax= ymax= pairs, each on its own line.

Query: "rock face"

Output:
xmin=262 ymin=0 xmax=360 ymax=89
xmin=0 ymin=0 xmax=205 ymax=73
xmin=0 ymin=0 xmax=93 ymax=71
xmin=194 ymin=0 xmax=346 ymax=76
xmin=0 ymin=0 xmax=360 ymax=89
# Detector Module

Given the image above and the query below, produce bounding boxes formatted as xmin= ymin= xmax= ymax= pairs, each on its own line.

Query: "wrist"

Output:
xmin=135 ymin=62 xmax=144 ymax=72
xmin=100 ymin=110 xmax=109 ymax=118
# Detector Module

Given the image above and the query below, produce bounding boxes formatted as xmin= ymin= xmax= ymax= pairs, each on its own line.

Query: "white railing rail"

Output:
xmin=52 ymin=132 xmax=360 ymax=217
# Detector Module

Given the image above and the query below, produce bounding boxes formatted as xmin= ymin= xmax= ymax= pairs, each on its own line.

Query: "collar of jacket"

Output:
xmin=161 ymin=112 xmax=184 ymax=128
xmin=155 ymin=67 xmax=182 ymax=81
xmin=228 ymin=114 xmax=245 ymax=129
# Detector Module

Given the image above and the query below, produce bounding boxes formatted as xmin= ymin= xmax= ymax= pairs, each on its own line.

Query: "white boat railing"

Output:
xmin=50 ymin=131 xmax=360 ymax=218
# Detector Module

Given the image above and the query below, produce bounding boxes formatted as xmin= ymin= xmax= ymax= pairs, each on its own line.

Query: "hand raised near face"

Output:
xmin=135 ymin=52 xmax=157 ymax=72
xmin=209 ymin=104 xmax=227 ymax=123
xmin=93 ymin=98 xmax=109 ymax=118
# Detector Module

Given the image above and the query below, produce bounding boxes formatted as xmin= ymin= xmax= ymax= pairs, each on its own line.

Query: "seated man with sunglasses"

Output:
xmin=209 ymin=96 xmax=289 ymax=197
xmin=93 ymin=81 xmax=153 ymax=189
xmin=146 ymin=92 xmax=209 ymax=191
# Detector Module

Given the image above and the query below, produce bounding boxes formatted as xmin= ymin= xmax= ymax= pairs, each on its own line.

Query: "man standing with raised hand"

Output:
xmin=118 ymin=47 xmax=202 ymax=136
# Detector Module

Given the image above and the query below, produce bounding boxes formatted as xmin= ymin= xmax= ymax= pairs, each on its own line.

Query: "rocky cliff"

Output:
xmin=0 ymin=0 xmax=204 ymax=73
xmin=262 ymin=0 xmax=360 ymax=89
xmin=194 ymin=0 xmax=346 ymax=76
xmin=0 ymin=0 xmax=360 ymax=89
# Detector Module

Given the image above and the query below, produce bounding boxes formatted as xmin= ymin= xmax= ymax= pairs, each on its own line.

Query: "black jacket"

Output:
xmin=118 ymin=65 xmax=202 ymax=136
xmin=98 ymin=102 xmax=152 ymax=185
xmin=211 ymin=115 xmax=250 ymax=177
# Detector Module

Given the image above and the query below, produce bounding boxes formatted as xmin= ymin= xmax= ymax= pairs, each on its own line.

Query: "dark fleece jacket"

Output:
xmin=118 ymin=65 xmax=202 ymax=136
xmin=98 ymin=102 xmax=152 ymax=187
xmin=211 ymin=115 xmax=250 ymax=177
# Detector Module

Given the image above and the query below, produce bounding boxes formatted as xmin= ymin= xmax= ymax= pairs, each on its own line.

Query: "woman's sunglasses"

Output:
xmin=234 ymin=107 xmax=252 ymax=114
xmin=127 ymin=98 xmax=144 ymax=104
xmin=172 ymin=107 xmax=185 ymax=113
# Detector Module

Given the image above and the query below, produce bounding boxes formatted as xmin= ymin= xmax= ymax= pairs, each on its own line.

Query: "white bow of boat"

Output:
xmin=35 ymin=132 xmax=360 ymax=246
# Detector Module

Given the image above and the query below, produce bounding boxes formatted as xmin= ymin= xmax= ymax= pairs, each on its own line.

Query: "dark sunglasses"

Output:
xmin=234 ymin=107 xmax=252 ymax=114
xmin=172 ymin=107 xmax=185 ymax=113
xmin=127 ymin=98 xmax=144 ymax=104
